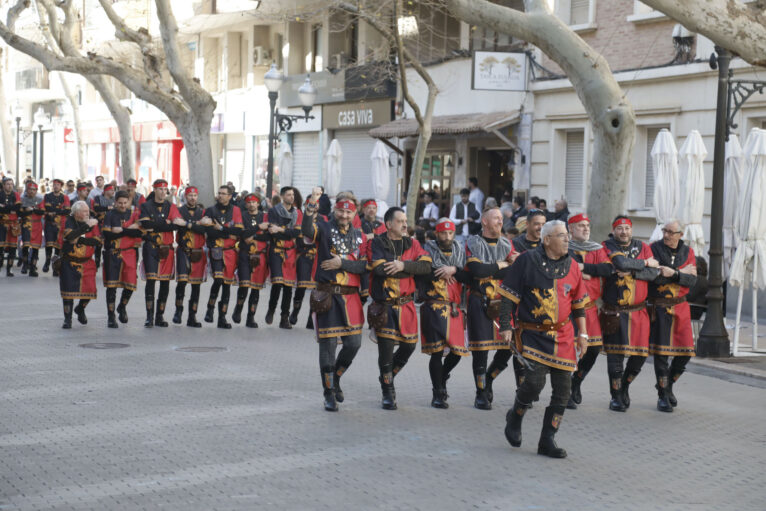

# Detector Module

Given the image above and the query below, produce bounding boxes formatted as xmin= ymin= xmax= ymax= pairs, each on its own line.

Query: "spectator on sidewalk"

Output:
xmin=468 ymin=177 xmax=484 ymax=212
xmin=449 ymin=188 xmax=481 ymax=242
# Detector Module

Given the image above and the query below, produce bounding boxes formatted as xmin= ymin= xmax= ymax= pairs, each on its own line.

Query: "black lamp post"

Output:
xmin=33 ymin=107 xmax=49 ymax=182
xmin=263 ymin=63 xmax=317 ymax=199
xmin=14 ymin=115 xmax=20 ymax=183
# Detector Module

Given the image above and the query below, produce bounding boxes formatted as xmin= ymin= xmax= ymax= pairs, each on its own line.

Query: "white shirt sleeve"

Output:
xmin=449 ymin=204 xmax=458 ymax=223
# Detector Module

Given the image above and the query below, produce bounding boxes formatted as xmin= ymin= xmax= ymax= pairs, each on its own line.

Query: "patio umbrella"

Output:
xmin=649 ymin=129 xmax=679 ymax=242
xmin=723 ymin=135 xmax=744 ymax=279
xmin=676 ymin=130 xmax=707 ymax=256
xmin=370 ymin=140 xmax=390 ymax=202
xmin=278 ymin=137 xmax=293 ymax=188
xmin=729 ymin=128 xmax=766 ymax=354
xmin=324 ymin=139 xmax=342 ymax=198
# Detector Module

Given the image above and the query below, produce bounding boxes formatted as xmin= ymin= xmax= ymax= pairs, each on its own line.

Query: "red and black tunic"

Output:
xmin=139 ymin=199 xmax=181 ymax=280
xmin=499 ymin=248 xmax=589 ymax=371
xmin=19 ymin=197 xmax=44 ymax=249
xmin=570 ymin=245 xmax=613 ymax=346
xmin=176 ymin=204 xmax=208 ymax=284
xmin=204 ymin=203 xmax=243 ymax=285
xmin=649 ymin=240 xmax=697 ymax=357
xmin=60 ymin=217 xmax=101 ymax=300
xmin=41 ymin=192 xmax=70 ymax=249
xmin=360 ymin=217 xmax=387 ymax=299
xmin=102 ymin=209 xmax=143 ymax=290
xmin=238 ymin=207 xmax=270 ymax=289
xmin=265 ymin=204 xmax=302 ymax=287
xmin=0 ymin=189 xmax=21 ymax=248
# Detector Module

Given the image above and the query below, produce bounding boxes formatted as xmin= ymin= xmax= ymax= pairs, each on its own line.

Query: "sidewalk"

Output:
xmin=689 ymin=322 xmax=766 ymax=380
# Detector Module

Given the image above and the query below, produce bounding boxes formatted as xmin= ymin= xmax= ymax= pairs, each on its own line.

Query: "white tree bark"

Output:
xmin=0 ymin=49 xmax=16 ymax=180
xmin=642 ymin=0 xmax=766 ymax=67
xmin=446 ymin=0 xmax=636 ymax=238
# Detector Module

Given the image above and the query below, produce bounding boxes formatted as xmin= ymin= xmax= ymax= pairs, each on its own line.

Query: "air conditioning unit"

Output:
xmin=253 ymin=46 xmax=271 ymax=66
xmin=329 ymin=52 xmax=348 ymax=69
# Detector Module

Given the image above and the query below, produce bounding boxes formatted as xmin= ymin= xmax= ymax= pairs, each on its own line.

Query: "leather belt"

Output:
xmin=316 ymin=282 xmax=358 ymax=295
xmin=650 ymin=296 xmax=686 ymax=308
xmin=383 ymin=295 xmax=414 ymax=306
xmin=517 ymin=320 xmax=570 ymax=333
xmin=584 ymin=300 xmax=597 ymax=311
xmin=64 ymin=255 xmax=91 ymax=263
xmin=603 ymin=301 xmax=646 ymax=314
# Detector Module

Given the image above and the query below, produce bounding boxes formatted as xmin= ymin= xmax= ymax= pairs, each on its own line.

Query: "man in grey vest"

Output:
xmin=449 ymin=188 xmax=481 ymax=243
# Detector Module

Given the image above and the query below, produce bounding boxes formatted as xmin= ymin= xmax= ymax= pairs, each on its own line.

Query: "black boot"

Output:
xmin=172 ymin=301 xmax=183 ymax=324
xmin=154 ymin=302 xmax=168 ymax=327
xmin=107 ymin=312 xmax=118 ymax=329
xmin=245 ymin=310 xmax=258 ymax=328
xmin=306 ymin=314 xmax=314 ymax=330
xmin=265 ymin=308 xmax=275 ymax=325
xmin=537 ymin=406 xmax=567 ymax=458
xmin=505 ymin=398 xmax=530 ymax=447
xmin=279 ymin=314 xmax=292 ymax=329
xmin=204 ymin=301 xmax=215 ymax=323
xmin=42 ymin=259 xmax=50 ymax=272
xmin=144 ymin=300 xmax=154 ymax=328
xmin=656 ymin=375 xmax=674 ymax=413
xmin=62 ymin=302 xmax=72 ymax=329
xmin=321 ymin=368 xmax=338 ymax=412
xmin=333 ymin=365 xmax=346 ymax=403
xmin=474 ymin=373 xmax=491 ymax=410
xmin=609 ymin=376 xmax=627 ymax=412
xmin=380 ymin=372 xmax=397 ymax=410
xmin=232 ymin=301 xmax=244 ymax=324
xmin=28 ymin=260 xmax=38 ymax=277
xmin=6 ymin=258 xmax=14 ymax=277
xmin=187 ymin=300 xmax=202 ymax=328
xmin=485 ymin=363 xmax=497 ymax=404
xmin=20 ymin=258 xmax=28 ymax=274
xmin=289 ymin=300 xmax=301 ymax=325
xmin=621 ymin=371 xmax=638 ymax=409
xmin=73 ymin=303 xmax=88 ymax=325
xmin=16 ymin=256 xmax=23 ymax=267
xmin=217 ymin=302 xmax=232 ymax=329
xmin=567 ymin=373 xmax=583 ymax=410
xmin=668 ymin=374 xmax=679 ymax=407
xmin=116 ymin=303 xmax=129 ymax=324
xmin=431 ymin=388 xmax=449 ymax=409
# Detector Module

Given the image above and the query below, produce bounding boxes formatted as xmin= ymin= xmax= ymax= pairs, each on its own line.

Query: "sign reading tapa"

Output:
xmin=472 ymin=51 xmax=528 ymax=91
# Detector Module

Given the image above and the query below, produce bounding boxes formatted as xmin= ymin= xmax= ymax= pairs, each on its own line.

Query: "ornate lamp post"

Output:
xmin=33 ymin=107 xmax=50 ymax=182
xmin=263 ymin=63 xmax=317 ymax=199
xmin=13 ymin=101 xmax=23 ymax=183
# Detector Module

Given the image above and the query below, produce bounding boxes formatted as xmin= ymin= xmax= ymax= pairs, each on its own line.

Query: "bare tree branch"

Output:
xmin=7 ymin=0 xmax=30 ymax=30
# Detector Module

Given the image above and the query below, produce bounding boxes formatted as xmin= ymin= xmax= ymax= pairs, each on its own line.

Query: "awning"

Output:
xmin=179 ymin=12 xmax=262 ymax=36
xmin=369 ymin=110 xmax=520 ymax=139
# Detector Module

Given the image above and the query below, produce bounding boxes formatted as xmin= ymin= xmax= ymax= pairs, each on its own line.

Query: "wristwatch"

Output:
xmin=578 ymin=333 xmax=588 ymax=339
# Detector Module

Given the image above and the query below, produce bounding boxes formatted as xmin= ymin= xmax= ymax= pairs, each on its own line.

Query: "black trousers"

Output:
xmin=516 ymin=359 xmax=571 ymax=408
xmin=654 ymin=355 xmax=691 ymax=380
xmin=268 ymin=284 xmax=293 ymax=316
xmin=377 ymin=339 xmax=416 ymax=376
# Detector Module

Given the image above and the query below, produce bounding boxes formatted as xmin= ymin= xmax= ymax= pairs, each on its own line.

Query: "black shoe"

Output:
xmin=431 ymin=388 xmax=448 ymax=409
xmin=566 ymin=396 xmax=578 ymax=410
xmin=609 ymin=377 xmax=627 ymax=412
xmin=154 ymin=313 xmax=168 ymax=327
xmin=571 ymin=374 xmax=583 ymax=405
xmin=323 ymin=389 xmax=338 ymax=411
xmin=289 ymin=308 xmax=299 ymax=326
xmin=74 ymin=304 xmax=87 ymax=325
xmin=279 ymin=314 xmax=292 ymax=329
xmin=621 ymin=373 xmax=635 ymax=409
xmin=116 ymin=304 xmax=129 ymax=324
xmin=656 ymin=376 xmax=674 ymax=413
xmin=42 ymin=260 xmax=50 ymax=273
xmin=334 ymin=372 xmax=345 ymax=403
xmin=172 ymin=307 xmax=183 ymax=324
xmin=204 ymin=305 xmax=215 ymax=323
xmin=485 ymin=376 xmax=495 ymax=404
xmin=380 ymin=375 xmax=397 ymax=410
xmin=265 ymin=308 xmax=275 ymax=325
xmin=6 ymin=267 xmax=14 ymax=277
xmin=657 ymin=395 xmax=674 ymax=413
xmin=107 ymin=313 xmax=118 ymax=329
xmin=245 ymin=314 xmax=258 ymax=328
xmin=28 ymin=266 xmax=38 ymax=277
xmin=144 ymin=303 xmax=154 ymax=328
xmin=20 ymin=262 xmax=27 ymax=274
xmin=16 ymin=258 xmax=22 ymax=267
xmin=217 ymin=303 xmax=232 ymax=329
xmin=232 ymin=304 xmax=243 ymax=324
xmin=505 ymin=399 xmax=529 ymax=447
xmin=62 ymin=317 xmax=72 ymax=329
xmin=609 ymin=397 xmax=626 ymax=412
xmin=186 ymin=313 xmax=202 ymax=328
xmin=537 ymin=406 xmax=567 ymax=459
xmin=474 ymin=390 xmax=492 ymax=410
xmin=306 ymin=314 xmax=314 ymax=330
xmin=667 ymin=379 xmax=678 ymax=407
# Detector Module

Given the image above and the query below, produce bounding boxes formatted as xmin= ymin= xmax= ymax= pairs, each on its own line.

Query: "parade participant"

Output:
xmin=649 ymin=220 xmax=697 ymax=412
xmin=465 ymin=207 xmax=515 ymax=410
xmin=102 ymin=191 xmax=143 ymax=328
xmin=566 ymin=213 xmax=614 ymax=409
xmin=202 ymin=185 xmax=243 ymax=329
xmin=0 ymin=177 xmax=21 ymax=276
xmin=264 ymin=186 xmax=302 ymax=329
xmin=601 ymin=216 xmax=660 ymax=412
xmin=290 ymin=195 xmax=319 ymax=329
xmin=172 ymin=186 xmax=211 ymax=327
xmin=90 ymin=183 xmax=116 ymax=269
xmin=368 ymin=207 xmax=432 ymax=410
xmin=232 ymin=193 xmax=269 ymax=328
xmin=419 ymin=218 xmax=470 ymax=409
xmin=18 ymin=182 xmax=44 ymax=276
xmin=449 ymin=188 xmax=481 ymax=243
xmin=498 ymin=220 xmax=589 ymax=459
xmin=74 ymin=182 xmax=90 ymax=204
xmin=359 ymin=198 xmax=387 ymax=303
xmin=126 ymin=178 xmax=146 ymax=212
xmin=41 ymin=178 xmax=70 ymax=274
xmin=139 ymin=179 xmax=183 ymax=328
xmin=302 ymin=190 xmax=367 ymax=411
xmin=59 ymin=201 xmax=101 ymax=328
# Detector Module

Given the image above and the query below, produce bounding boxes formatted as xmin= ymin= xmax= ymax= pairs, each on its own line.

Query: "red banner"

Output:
xmin=64 ymin=128 xmax=74 ymax=143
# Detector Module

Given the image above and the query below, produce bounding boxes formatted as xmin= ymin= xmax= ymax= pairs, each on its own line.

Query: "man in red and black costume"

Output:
xmin=60 ymin=201 xmax=101 ymax=328
xmin=498 ymin=220 xmax=589 ymax=459
xmin=265 ymin=186 xmax=302 ymax=329
xmin=289 ymin=197 xmax=320 ymax=329
xmin=173 ymin=186 xmax=211 ymax=327
xmin=102 ymin=191 xmax=144 ymax=328
xmin=0 ymin=177 xmax=21 ymax=276
xmin=18 ymin=182 xmax=44 ymax=277
xmin=601 ymin=215 xmax=660 ymax=412
xmin=202 ymin=185 xmax=243 ymax=329
xmin=649 ymin=219 xmax=697 ymax=412
xmin=359 ymin=198 xmax=387 ymax=302
xmin=139 ymin=179 xmax=183 ymax=328
xmin=126 ymin=178 xmax=146 ymax=212
xmin=419 ymin=218 xmax=470 ymax=409
xmin=232 ymin=193 xmax=269 ymax=328
xmin=302 ymin=191 xmax=367 ymax=411
xmin=566 ymin=213 xmax=614 ymax=409
xmin=41 ymin=178 xmax=70 ymax=274
xmin=465 ymin=207 xmax=515 ymax=410
xmin=90 ymin=183 xmax=116 ymax=269
xmin=368 ymin=207 xmax=432 ymax=410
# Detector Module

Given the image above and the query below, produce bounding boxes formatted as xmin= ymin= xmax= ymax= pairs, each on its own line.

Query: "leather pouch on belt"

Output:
xmin=367 ymin=301 xmax=388 ymax=330
xmin=309 ymin=289 xmax=332 ymax=315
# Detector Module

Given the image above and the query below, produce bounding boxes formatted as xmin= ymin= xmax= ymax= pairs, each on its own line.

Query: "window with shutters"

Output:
xmin=564 ymin=130 xmax=585 ymax=208
xmin=570 ymin=0 xmax=591 ymax=25
xmin=644 ymin=126 xmax=664 ymax=208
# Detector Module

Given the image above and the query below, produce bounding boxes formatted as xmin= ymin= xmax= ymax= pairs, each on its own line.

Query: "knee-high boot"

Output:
xmin=537 ymin=405 xmax=568 ymax=458
xmin=321 ymin=367 xmax=338 ymax=412
xmin=504 ymin=398 xmax=531 ymax=447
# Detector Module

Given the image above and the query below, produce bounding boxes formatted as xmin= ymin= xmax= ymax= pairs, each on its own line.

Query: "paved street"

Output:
xmin=1 ymin=272 xmax=765 ymax=510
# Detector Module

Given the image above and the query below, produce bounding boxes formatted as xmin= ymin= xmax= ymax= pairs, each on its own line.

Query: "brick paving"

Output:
xmin=1 ymin=273 xmax=765 ymax=510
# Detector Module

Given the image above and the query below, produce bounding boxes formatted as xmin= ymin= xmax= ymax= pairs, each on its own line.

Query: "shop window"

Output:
xmin=400 ymin=3 xmax=461 ymax=64
xmin=407 ymin=152 xmax=454 ymax=220
xmin=564 ymin=130 xmax=585 ymax=208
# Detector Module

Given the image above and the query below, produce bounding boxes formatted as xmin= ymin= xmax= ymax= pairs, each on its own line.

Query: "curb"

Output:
xmin=689 ymin=357 xmax=766 ymax=381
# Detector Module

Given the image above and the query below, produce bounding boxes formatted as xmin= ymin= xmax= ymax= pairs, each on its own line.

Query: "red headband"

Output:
xmin=153 ymin=180 xmax=168 ymax=189
xmin=435 ymin=220 xmax=455 ymax=232
xmin=362 ymin=199 xmax=377 ymax=209
xmin=184 ymin=186 xmax=199 ymax=196
xmin=568 ymin=213 xmax=589 ymax=225
xmin=335 ymin=200 xmax=357 ymax=212
xmin=77 ymin=183 xmax=88 ymax=190
xmin=244 ymin=194 xmax=260 ymax=204
xmin=103 ymin=184 xmax=114 ymax=192
xmin=27 ymin=182 xmax=38 ymax=190
xmin=613 ymin=217 xmax=632 ymax=229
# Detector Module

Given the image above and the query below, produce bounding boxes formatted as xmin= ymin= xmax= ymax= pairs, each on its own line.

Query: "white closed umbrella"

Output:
xmin=676 ymin=130 xmax=707 ymax=256
xmin=278 ymin=138 xmax=293 ymax=188
xmin=723 ymin=135 xmax=744 ymax=279
xmin=729 ymin=128 xmax=766 ymax=354
xmin=324 ymin=139 xmax=342 ymax=198
xmin=370 ymin=140 xmax=390 ymax=202
xmin=650 ymin=129 xmax=679 ymax=242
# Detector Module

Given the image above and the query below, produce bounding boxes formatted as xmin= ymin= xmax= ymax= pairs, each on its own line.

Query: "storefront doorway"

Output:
xmin=474 ymin=148 xmax=515 ymax=204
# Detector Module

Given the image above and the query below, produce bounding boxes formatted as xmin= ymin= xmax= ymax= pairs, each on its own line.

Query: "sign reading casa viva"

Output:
xmin=323 ymin=100 xmax=392 ymax=130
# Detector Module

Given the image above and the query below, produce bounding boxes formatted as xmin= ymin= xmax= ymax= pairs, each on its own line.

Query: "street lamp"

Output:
xmin=263 ymin=64 xmax=316 ymax=199
xmin=33 ymin=107 xmax=49 ymax=182
xmin=13 ymin=101 xmax=23 ymax=184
